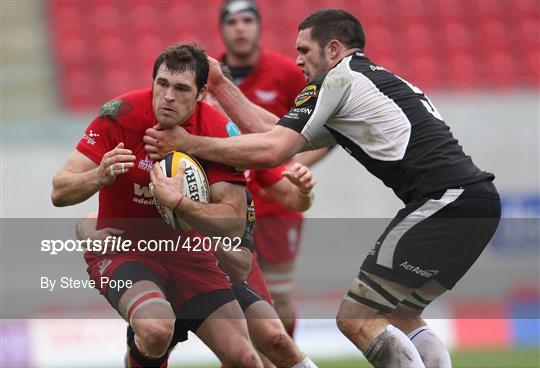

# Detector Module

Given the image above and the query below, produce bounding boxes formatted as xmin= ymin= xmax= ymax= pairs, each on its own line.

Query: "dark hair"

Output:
xmin=298 ymin=9 xmax=365 ymax=51
xmin=152 ymin=43 xmax=209 ymax=91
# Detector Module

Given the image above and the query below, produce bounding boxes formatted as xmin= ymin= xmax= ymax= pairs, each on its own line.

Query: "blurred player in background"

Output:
xmin=51 ymin=43 xmax=263 ymax=368
xmin=145 ymin=9 xmax=501 ymax=368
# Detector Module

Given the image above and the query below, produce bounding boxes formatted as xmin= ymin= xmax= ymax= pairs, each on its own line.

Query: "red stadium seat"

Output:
xmin=46 ymin=0 xmax=540 ymax=111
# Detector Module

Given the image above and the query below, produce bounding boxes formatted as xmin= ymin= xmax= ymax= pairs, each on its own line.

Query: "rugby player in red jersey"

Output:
xmin=51 ymin=43 xmax=262 ymax=368
xmin=75 ymin=164 xmax=318 ymax=368
xmin=145 ymin=0 xmax=326 ymax=338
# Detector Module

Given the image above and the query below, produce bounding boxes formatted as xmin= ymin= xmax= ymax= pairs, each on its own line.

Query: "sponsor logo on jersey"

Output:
xmin=399 ymin=261 xmax=439 ymax=278
xmin=99 ymin=99 xmax=123 ymax=118
xmin=226 ymin=121 xmax=241 ymax=137
xmin=138 ymin=154 xmax=154 ymax=172
xmin=82 ymin=130 xmax=99 ymax=145
xmin=369 ymin=65 xmax=386 ymax=72
xmin=290 ymin=107 xmax=313 ymax=115
xmin=98 ymin=258 xmax=112 ymax=275
xmin=294 ymin=85 xmax=317 ymax=107
xmin=254 ymin=89 xmax=278 ymax=103
xmin=133 ymin=183 xmax=156 ymax=205
xmin=247 ymin=200 xmax=256 ymax=222
xmin=134 ymin=183 xmax=153 ymax=198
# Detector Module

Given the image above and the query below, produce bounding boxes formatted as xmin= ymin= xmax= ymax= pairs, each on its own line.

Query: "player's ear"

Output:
xmin=327 ymin=39 xmax=341 ymax=59
xmin=197 ymin=85 xmax=208 ymax=101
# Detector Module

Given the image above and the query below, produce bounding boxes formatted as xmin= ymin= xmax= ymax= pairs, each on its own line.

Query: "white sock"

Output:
xmin=365 ymin=324 xmax=425 ymax=368
xmin=408 ymin=326 xmax=452 ymax=368
xmin=292 ymin=357 xmax=318 ymax=368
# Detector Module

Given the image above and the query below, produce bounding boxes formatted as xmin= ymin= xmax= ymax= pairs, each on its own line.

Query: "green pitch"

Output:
xmin=314 ymin=348 xmax=540 ymax=368
xmin=176 ymin=348 xmax=539 ymax=368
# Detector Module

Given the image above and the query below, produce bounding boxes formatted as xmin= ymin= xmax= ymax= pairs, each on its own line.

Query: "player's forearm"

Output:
xmin=51 ymin=169 xmax=104 ymax=206
xmin=287 ymin=190 xmax=314 ymax=212
xmin=294 ymin=147 xmax=330 ymax=167
xmin=215 ymin=247 xmax=252 ymax=283
xmin=212 ymin=78 xmax=279 ymax=133
xmin=188 ymin=134 xmax=284 ymax=169
xmin=175 ymin=200 xmax=246 ymax=239
xmin=272 ymin=185 xmax=313 ymax=212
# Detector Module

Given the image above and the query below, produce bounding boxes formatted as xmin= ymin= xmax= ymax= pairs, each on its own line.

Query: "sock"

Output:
xmin=364 ymin=324 xmax=425 ymax=368
xmin=408 ymin=326 xmax=452 ymax=368
xmin=291 ymin=357 xmax=319 ymax=368
xmin=126 ymin=336 xmax=168 ymax=368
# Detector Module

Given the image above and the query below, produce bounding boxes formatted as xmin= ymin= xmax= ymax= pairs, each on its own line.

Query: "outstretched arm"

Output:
xmin=293 ymin=147 xmax=331 ymax=167
xmin=207 ymin=56 xmax=279 ymax=133
xmin=145 ymin=125 xmax=308 ymax=169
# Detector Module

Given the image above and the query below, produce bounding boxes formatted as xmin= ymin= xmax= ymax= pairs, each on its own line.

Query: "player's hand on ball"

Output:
xmin=144 ymin=125 xmax=190 ymax=161
xmin=98 ymin=143 xmax=136 ymax=186
xmin=149 ymin=162 xmax=185 ymax=210
xmin=282 ymin=163 xmax=316 ymax=194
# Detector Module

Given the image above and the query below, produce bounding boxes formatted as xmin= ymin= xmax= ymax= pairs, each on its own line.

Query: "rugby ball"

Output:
xmin=154 ymin=151 xmax=209 ymax=231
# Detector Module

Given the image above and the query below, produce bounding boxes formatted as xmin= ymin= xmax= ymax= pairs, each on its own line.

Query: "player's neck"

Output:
xmin=330 ymin=48 xmax=363 ymax=69
xmin=226 ymin=48 xmax=260 ymax=67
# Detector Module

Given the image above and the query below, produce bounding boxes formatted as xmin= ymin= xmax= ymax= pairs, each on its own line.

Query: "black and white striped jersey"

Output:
xmin=278 ymin=52 xmax=494 ymax=203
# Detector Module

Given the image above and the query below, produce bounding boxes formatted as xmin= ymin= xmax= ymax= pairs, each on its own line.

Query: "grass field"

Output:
xmin=314 ymin=348 xmax=540 ymax=368
xmin=179 ymin=349 xmax=539 ymax=368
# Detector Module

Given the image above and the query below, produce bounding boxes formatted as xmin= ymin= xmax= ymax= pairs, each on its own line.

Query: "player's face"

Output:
xmin=295 ymin=28 xmax=330 ymax=82
xmin=152 ymin=64 xmax=201 ymax=128
xmin=221 ymin=12 xmax=259 ymax=58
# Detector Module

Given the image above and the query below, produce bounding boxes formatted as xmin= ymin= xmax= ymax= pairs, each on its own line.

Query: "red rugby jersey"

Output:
xmin=76 ymin=88 xmax=245 ymax=253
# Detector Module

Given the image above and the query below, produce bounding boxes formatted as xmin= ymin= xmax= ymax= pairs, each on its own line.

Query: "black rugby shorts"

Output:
xmin=361 ymin=180 xmax=501 ymax=289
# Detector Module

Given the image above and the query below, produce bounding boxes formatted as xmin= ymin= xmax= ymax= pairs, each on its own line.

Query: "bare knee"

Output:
xmin=223 ymin=348 xmax=261 ymax=367
xmin=336 ymin=300 xmax=390 ymax=351
xmin=239 ymin=350 xmax=261 ymax=368
xmin=270 ymin=330 xmax=289 ymax=349
xmin=261 ymin=327 xmax=293 ymax=356
xmin=336 ymin=309 xmax=376 ymax=340
xmin=133 ymin=318 xmax=174 ymax=354
xmin=388 ymin=304 xmax=425 ymax=334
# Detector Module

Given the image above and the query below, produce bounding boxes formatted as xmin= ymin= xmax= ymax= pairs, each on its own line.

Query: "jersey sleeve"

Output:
xmin=255 ymin=166 xmax=286 ymax=188
xmin=76 ymin=116 xmax=121 ymax=164
xmin=277 ymin=66 xmax=351 ymax=149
